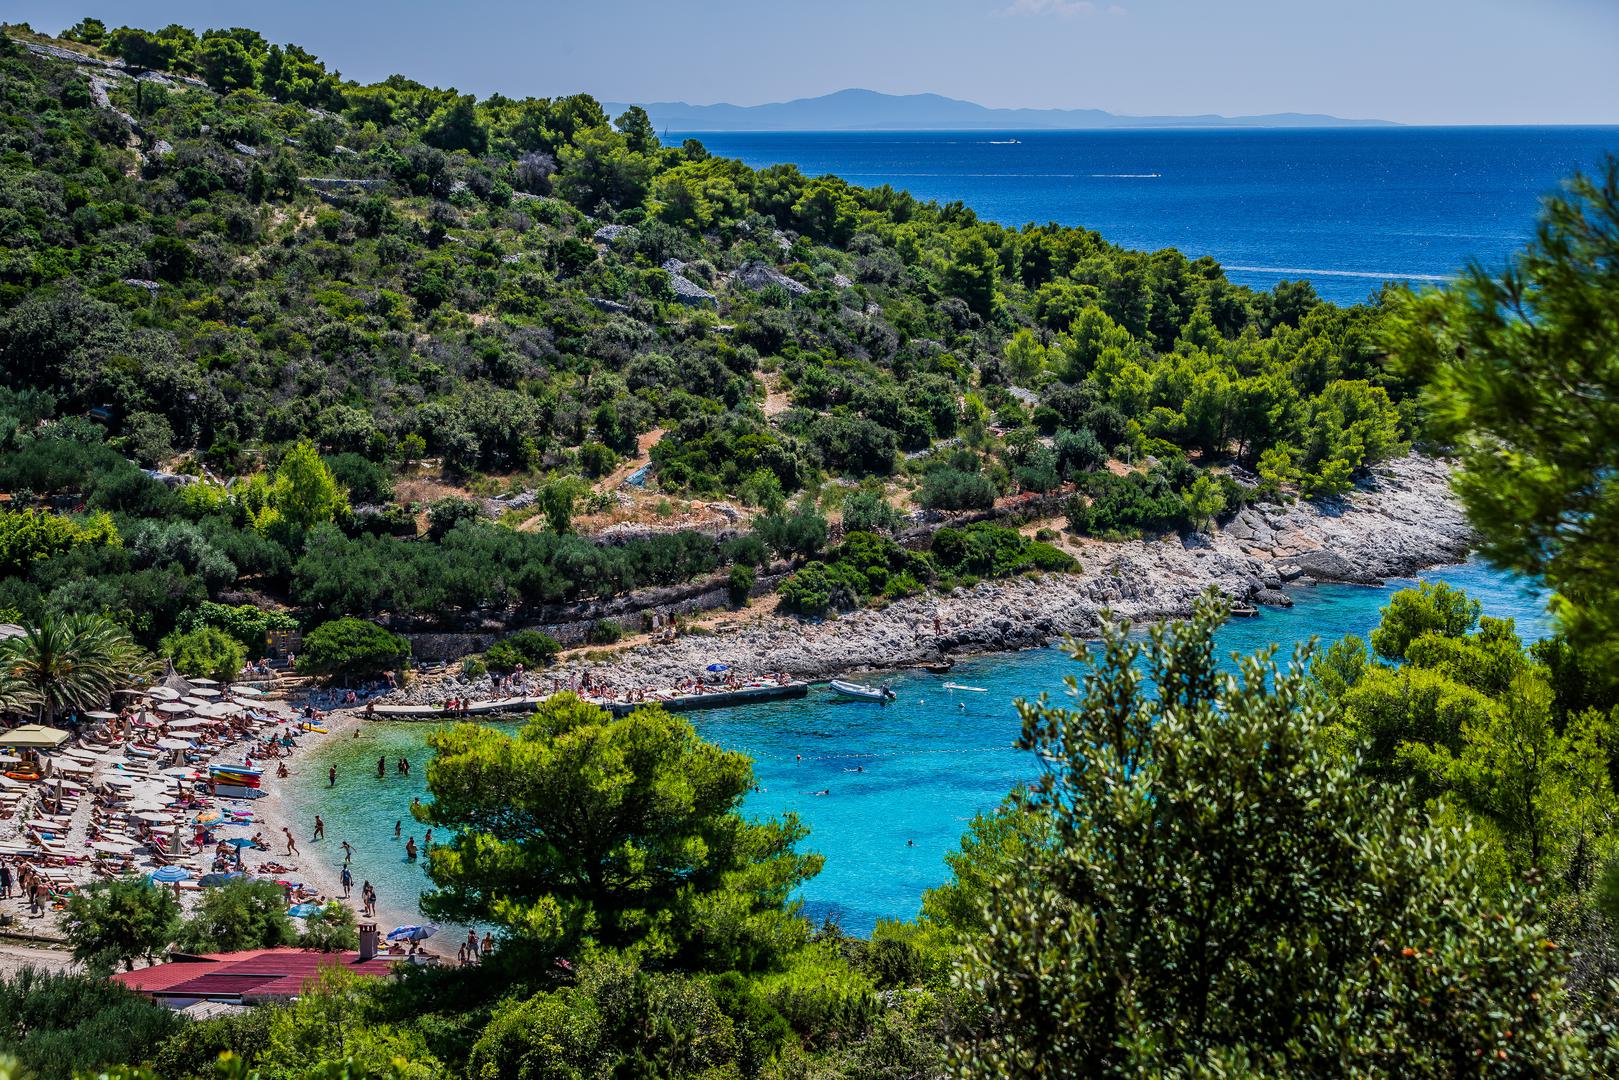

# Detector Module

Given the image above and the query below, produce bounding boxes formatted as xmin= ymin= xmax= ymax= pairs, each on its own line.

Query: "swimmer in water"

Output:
xmin=405 ymin=836 xmax=418 ymax=860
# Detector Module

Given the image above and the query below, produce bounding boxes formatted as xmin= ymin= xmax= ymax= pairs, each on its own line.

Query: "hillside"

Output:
xmin=0 ymin=20 xmax=1415 ymax=654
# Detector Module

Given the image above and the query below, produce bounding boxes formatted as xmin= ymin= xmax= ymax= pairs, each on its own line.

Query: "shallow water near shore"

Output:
xmin=286 ymin=559 xmax=1551 ymax=936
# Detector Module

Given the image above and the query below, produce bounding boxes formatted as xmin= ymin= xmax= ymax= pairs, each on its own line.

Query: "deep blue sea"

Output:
xmin=675 ymin=127 xmax=1618 ymax=304
xmin=291 ymin=560 xmax=1553 ymax=936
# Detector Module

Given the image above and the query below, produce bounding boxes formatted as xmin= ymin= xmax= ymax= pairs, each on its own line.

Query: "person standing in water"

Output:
xmin=405 ymin=836 xmax=417 ymax=860
xmin=340 ymin=840 xmax=354 ymax=864
xmin=377 ymin=756 xmax=386 ymax=779
xmin=313 ymin=815 xmax=325 ymax=841
xmin=394 ymin=820 xmax=401 ymax=839
xmin=328 ymin=764 xmax=337 ymax=788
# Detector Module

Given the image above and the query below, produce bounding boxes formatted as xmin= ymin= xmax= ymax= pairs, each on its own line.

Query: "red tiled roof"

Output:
xmin=112 ymin=949 xmax=396 ymax=1002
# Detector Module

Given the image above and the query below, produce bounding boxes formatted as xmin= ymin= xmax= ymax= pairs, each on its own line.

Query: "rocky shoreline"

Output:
xmin=542 ymin=454 xmax=1470 ymax=688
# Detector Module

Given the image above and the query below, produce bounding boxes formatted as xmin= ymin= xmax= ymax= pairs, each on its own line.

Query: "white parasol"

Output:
xmin=156 ymin=702 xmax=192 ymax=714
xmin=147 ymin=687 xmax=181 ymax=701
xmin=190 ymin=688 xmax=222 ymax=698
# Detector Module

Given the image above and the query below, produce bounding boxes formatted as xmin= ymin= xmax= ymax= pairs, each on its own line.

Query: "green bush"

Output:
xmin=484 ymin=629 xmax=562 ymax=671
xmin=0 ymin=970 xmax=184 ymax=1080
xmin=840 ymin=490 xmax=906 ymax=536
xmin=173 ymin=600 xmax=298 ymax=653
xmin=299 ymin=901 xmax=359 ymax=952
xmin=297 ymin=617 xmax=409 ymax=678
xmin=931 ymin=523 xmax=1076 ymax=579
xmin=159 ymin=625 xmax=246 ymax=683
xmin=587 ymin=618 xmax=624 ymax=645
xmin=174 ymin=879 xmax=298 ymax=954
xmin=919 ymin=466 xmax=996 ymax=511
xmin=323 ymin=451 xmax=395 ymax=504
xmin=728 ymin=563 xmax=756 ymax=606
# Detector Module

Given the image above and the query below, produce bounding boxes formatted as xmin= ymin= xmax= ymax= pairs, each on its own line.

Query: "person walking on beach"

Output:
xmin=0 ymin=861 xmax=11 ymax=899
xmin=328 ymin=764 xmax=337 ymax=788
xmin=466 ymin=929 xmax=480 ymax=963
xmin=361 ymin=881 xmax=375 ymax=917
xmin=340 ymin=864 xmax=352 ymax=898
xmin=283 ymin=827 xmax=299 ymax=856
xmin=313 ymin=815 xmax=325 ymax=841
xmin=340 ymin=840 xmax=354 ymax=864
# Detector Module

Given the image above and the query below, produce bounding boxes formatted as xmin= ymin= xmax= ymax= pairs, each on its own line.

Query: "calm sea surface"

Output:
xmin=675 ymin=127 xmax=1618 ymax=304
xmin=291 ymin=560 xmax=1553 ymax=935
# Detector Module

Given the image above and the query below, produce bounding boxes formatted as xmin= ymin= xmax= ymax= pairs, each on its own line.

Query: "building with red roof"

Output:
xmin=112 ymin=948 xmax=399 ymax=1006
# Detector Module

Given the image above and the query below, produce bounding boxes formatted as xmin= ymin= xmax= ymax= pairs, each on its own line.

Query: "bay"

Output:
xmin=288 ymin=559 xmax=1552 ymax=936
xmin=675 ymin=127 xmax=1618 ymax=304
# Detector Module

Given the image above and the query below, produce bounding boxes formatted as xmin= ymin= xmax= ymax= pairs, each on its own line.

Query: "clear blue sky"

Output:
xmin=10 ymin=0 xmax=1618 ymax=125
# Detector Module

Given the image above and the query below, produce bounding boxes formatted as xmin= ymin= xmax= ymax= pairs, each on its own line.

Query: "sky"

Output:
xmin=9 ymin=0 xmax=1619 ymax=125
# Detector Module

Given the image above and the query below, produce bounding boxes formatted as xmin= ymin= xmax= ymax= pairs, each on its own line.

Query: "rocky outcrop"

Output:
xmin=593 ymin=224 xmax=638 ymax=247
xmin=668 ymin=275 xmax=716 ymax=306
xmin=731 ymin=261 xmax=810 ymax=296
xmin=551 ymin=454 xmax=1472 ymax=686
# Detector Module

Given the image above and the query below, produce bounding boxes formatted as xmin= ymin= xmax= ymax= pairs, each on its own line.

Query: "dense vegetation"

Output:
xmin=0 ymin=18 xmax=1419 ymax=651
xmin=1 ymin=16 xmax=1617 ymax=1080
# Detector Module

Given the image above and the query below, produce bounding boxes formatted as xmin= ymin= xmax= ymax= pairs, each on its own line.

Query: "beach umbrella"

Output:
xmin=230 ymin=686 xmax=264 ymax=697
xmin=155 ymin=738 xmax=193 ymax=750
xmin=286 ymin=902 xmax=324 ymax=919
xmin=157 ymin=702 xmax=191 ymax=714
xmin=222 ymin=836 xmax=257 ymax=849
xmin=706 ymin=663 xmax=729 ymax=673
xmin=181 ymin=697 xmax=209 ymax=708
xmin=198 ymin=872 xmax=244 ymax=887
xmin=132 ymin=811 xmax=170 ymax=824
xmin=190 ymin=678 xmax=219 ymax=686
xmin=194 ymin=703 xmax=237 ymax=719
xmin=147 ymin=687 xmax=181 ymax=701
xmin=85 ymin=710 xmax=118 ymax=721
xmin=0 ymin=725 xmax=70 ymax=750
xmin=92 ymin=839 xmax=138 ymax=854
xmin=191 ymin=688 xmax=222 ymax=698
xmin=113 ymin=688 xmax=150 ymax=697
xmin=386 ymin=923 xmax=439 ymax=943
xmin=149 ymin=866 xmax=190 ymax=884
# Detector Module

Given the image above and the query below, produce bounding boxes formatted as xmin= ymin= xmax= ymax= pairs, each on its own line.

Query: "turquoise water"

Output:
xmin=676 ymin=127 xmax=1618 ymax=305
xmin=288 ymin=560 xmax=1552 ymax=935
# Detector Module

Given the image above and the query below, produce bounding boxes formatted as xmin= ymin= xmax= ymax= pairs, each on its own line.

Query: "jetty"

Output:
xmin=365 ymin=682 xmax=809 ymax=721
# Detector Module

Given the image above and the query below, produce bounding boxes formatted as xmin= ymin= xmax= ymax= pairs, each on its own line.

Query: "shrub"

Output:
xmin=175 ymin=879 xmax=297 ymax=954
xmin=174 ymin=600 xmax=298 ymax=653
xmin=587 ymin=618 xmax=624 ymax=645
xmin=159 ymin=626 xmax=246 ymax=683
xmin=323 ymin=452 xmax=395 ymax=504
xmin=0 ymin=970 xmax=183 ymax=1080
xmin=297 ymin=617 xmax=409 ymax=678
xmin=919 ymin=467 xmax=996 ymax=511
xmin=841 ymin=490 xmax=905 ymax=536
xmin=484 ymin=629 xmax=562 ymax=672
xmin=780 ymin=562 xmax=859 ymax=617
xmin=425 ymin=495 xmax=483 ymax=540
xmin=299 ymin=901 xmax=359 ymax=952
xmin=728 ymin=563 xmax=756 ymax=606
xmin=931 ymin=523 xmax=1076 ymax=579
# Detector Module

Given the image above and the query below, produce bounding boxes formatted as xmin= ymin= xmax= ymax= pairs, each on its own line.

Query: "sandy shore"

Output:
xmin=250 ymin=708 xmax=438 ymax=951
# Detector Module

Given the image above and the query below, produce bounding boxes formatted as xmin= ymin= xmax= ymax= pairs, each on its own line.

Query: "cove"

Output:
xmin=285 ymin=559 xmax=1553 ymax=936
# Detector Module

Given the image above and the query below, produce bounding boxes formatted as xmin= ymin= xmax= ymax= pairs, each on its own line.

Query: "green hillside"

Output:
xmin=0 ymin=20 xmax=1411 ymax=646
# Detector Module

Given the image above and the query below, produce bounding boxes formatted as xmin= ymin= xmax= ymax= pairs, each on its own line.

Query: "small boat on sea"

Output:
xmin=921 ymin=660 xmax=954 ymax=674
xmin=942 ymin=683 xmax=988 ymax=693
xmin=829 ymin=680 xmax=896 ymax=704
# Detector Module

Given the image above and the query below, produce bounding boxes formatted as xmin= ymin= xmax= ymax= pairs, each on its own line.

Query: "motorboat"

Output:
xmin=829 ymin=680 xmax=896 ymax=704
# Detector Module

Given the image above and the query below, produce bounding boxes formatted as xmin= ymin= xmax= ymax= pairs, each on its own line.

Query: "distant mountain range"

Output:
xmin=602 ymin=89 xmax=1397 ymax=132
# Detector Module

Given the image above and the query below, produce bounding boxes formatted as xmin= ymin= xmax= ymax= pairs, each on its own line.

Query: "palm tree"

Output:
xmin=0 ymin=614 xmax=154 ymax=724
